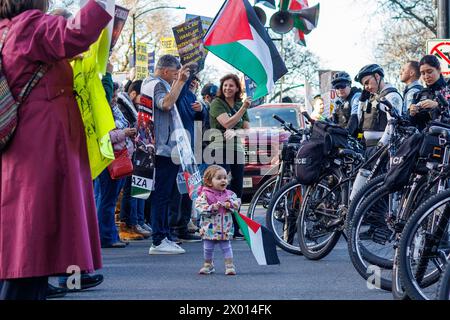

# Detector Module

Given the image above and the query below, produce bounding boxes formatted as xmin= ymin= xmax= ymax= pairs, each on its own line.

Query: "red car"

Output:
xmin=242 ymin=103 xmax=307 ymax=198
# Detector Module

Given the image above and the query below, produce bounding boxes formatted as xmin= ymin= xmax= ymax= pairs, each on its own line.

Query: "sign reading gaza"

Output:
xmin=172 ymin=16 xmax=206 ymax=72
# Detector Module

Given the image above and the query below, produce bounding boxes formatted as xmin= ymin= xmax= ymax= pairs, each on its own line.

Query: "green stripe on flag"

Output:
xmin=233 ymin=211 xmax=251 ymax=248
xmin=206 ymin=42 xmax=269 ymax=99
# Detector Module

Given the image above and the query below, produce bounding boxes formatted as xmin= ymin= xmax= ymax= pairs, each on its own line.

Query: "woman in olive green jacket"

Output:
xmin=208 ymin=74 xmax=251 ymax=238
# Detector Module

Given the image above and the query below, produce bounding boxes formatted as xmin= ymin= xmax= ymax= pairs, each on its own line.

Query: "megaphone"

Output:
xmin=290 ymin=3 xmax=320 ymax=30
xmin=269 ymin=11 xmax=294 ymax=34
xmin=253 ymin=6 xmax=267 ymax=26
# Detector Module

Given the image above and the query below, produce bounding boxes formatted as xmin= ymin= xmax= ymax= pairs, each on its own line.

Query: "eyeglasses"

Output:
xmin=333 ymin=83 xmax=349 ymax=90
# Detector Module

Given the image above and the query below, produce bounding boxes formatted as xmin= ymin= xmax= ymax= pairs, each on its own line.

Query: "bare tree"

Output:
xmin=268 ymin=32 xmax=320 ymax=103
xmin=372 ymin=0 xmax=437 ymax=85
xmin=112 ymin=0 xmax=181 ymax=71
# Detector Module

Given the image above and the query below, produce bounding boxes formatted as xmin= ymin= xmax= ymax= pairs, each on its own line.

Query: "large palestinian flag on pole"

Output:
xmin=233 ymin=211 xmax=280 ymax=265
xmin=203 ymin=0 xmax=288 ymax=99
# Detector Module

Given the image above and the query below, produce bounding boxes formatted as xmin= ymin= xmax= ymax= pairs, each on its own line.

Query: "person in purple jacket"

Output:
xmin=0 ymin=0 xmax=111 ymax=300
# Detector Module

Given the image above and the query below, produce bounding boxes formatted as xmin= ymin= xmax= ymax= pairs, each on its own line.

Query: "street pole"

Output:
xmin=131 ymin=5 xmax=186 ymax=68
xmin=438 ymin=0 xmax=450 ymax=38
xmin=132 ymin=13 xmax=136 ymax=67
xmin=280 ymin=34 xmax=284 ymax=103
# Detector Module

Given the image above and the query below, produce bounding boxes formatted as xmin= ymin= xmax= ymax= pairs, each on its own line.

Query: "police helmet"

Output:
xmin=354 ymin=64 xmax=385 ymax=83
xmin=331 ymin=72 xmax=352 ymax=89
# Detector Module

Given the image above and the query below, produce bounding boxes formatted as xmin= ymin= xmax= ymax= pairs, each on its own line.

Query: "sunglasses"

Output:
xmin=334 ymin=83 xmax=349 ymax=90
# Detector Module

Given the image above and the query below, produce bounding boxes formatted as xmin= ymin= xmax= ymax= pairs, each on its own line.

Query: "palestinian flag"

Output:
xmin=233 ymin=211 xmax=280 ymax=266
xmin=203 ymin=0 xmax=287 ymax=99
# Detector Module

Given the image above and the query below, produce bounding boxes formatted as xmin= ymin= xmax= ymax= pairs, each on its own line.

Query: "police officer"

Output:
xmin=355 ymin=64 xmax=403 ymax=149
xmin=410 ymin=55 xmax=450 ymax=131
xmin=400 ymin=60 xmax=423 ymax=114
xmin=331 ymin=71 xmax=361 ymax=137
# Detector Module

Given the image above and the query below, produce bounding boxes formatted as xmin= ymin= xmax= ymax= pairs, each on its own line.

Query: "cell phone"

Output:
xmin=187 ymin=63 xmax=198 ymax=74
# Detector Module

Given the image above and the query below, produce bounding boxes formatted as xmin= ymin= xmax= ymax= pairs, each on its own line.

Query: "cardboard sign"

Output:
xmin=172 ymin=16 xmax=206 ymax=71
xmin=110 ymin=5 xmax=129 ymax=50
xmin=135 ymin=42 xmax=148 ymax=80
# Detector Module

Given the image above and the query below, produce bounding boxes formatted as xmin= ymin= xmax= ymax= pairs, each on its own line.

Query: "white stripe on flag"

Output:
xmin=238 ymin=26 xmax=274 ymax=95
xmin=249 ymin=227 xmax=268 ymax=266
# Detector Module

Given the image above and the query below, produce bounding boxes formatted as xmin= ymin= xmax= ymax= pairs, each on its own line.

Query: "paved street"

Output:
xmin=56 ymin=205 xmax=392 ymax=300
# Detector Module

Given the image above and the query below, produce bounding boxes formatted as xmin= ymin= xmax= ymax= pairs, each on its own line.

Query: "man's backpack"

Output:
xmin=0 ymin=26 xmax=48 ymax=151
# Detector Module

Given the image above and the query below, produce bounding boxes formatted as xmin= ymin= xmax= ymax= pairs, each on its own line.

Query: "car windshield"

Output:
xmin=248 ymin=107 xmax=299 ymax=128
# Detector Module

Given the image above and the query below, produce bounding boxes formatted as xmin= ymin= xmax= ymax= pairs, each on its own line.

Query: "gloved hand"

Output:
xmin=376 ymin=142 xmax=384 ymax=150
xmin=359 ymin=90 xmax=372 ymax=103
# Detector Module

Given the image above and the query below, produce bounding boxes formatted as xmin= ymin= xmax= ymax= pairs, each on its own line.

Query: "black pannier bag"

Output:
xmin=281 ymin=135 xmax=302 ymax=164
xmin=384 ymin=133 xmax=424 ymax=192
xmin=415 ymin=132 xmax=444 ymax=174
xmin=295 ymin=140 xmax=326 ymax=185
xmin=311 ymin=121 xmax=349 ymax=156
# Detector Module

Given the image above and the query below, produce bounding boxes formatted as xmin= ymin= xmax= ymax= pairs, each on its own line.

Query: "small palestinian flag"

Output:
xmin=295 ymin=29 xmax=306 ymax=46
xmin=203 ymin=0 xmax=287 ymax=99
xmin=233 ymin=211 xmax=280 ymax=266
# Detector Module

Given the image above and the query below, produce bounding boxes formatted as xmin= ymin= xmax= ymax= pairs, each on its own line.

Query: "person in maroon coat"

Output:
xmin=0 ymin=0 xmax=111 ymax=300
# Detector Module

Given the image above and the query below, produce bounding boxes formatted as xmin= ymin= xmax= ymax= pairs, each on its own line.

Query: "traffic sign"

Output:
xmin=427 ymin=39 xmax=450 ymax=75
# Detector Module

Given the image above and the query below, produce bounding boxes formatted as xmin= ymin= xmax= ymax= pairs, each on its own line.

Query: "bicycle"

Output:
xmin=395 ymin=125 xmax=450 ymax=299
xmin=247 ymin=115 xmax=309 ymax=222
xmin=438 ymin=261 xmax=450 ymax=300
xmin=296 ymin=100 xmax=410 ymax=261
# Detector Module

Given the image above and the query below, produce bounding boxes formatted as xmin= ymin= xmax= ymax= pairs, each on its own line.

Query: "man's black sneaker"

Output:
xmin=178 ymin=233 xmax=202 ymax=243
xmin=233 ymin=232 xmax=245 ymax=241
xmin=60 ymin=274 xmax=104 ymax=292
xmin=47 ymin=283 xmax=68 ymax=299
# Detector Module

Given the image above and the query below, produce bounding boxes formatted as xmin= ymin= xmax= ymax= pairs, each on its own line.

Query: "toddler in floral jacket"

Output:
xmin=195 ymin=165 xmax=241 ymax=275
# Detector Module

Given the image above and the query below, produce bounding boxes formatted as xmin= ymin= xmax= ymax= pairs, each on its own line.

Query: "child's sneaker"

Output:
xmin=199 ymin=263 xmax=215 ymax=275
xmin=225 ymin=264 xmax=236 ymax=276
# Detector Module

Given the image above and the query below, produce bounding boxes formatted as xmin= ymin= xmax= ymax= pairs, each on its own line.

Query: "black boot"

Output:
xmin=47 ymin=283 xmax=68 ymax=299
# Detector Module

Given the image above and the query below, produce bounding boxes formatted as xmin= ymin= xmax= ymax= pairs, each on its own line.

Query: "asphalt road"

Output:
xmin=55 ymin=205 xmax=392 ymax=301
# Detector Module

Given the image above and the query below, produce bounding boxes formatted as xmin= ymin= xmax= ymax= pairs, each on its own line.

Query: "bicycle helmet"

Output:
xmin=354 ymin=64 xmax=385 ymax=83
xmin=332 ymin=72 xmax=352 ymax=88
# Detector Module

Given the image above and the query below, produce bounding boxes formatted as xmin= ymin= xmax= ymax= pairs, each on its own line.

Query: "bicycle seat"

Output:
xmin=429 ymin=126 xmax=450 ymax=138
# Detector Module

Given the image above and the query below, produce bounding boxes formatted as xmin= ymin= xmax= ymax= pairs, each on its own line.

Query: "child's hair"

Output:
xmin=203 ymin=165 xmax=226 ymax=187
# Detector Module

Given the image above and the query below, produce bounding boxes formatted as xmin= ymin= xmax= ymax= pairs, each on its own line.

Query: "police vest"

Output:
xmin=335 ymin=87 xmax=361 ymax=127
xmin=362 ymin=87 xmax=401 ymax=132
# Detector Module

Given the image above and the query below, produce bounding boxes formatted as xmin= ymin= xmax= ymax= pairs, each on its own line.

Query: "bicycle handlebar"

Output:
xmin=378 ymin=98 xmax=401 ymax=120
xmin=272 ymin=114 xmax=305 ymax=135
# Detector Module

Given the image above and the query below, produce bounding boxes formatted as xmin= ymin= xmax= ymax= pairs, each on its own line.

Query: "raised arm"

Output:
xmin=22 ymin=0 xmax=112 ymax=63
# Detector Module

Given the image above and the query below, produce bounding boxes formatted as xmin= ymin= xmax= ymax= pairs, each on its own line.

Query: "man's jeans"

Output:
xmin=94 ymin=169 xmax=125 ymax=246
xmin=169 ymin=183 xmax=192 ymax=236
xmin=120 ymin=176 xmax=145 ymax=226
xmin=149 ymin=156 xmax=180 ymax=246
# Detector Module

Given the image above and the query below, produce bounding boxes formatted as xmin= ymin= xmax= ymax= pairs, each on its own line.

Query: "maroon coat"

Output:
xmin=0 ymin=1 xmax=111 ymax=279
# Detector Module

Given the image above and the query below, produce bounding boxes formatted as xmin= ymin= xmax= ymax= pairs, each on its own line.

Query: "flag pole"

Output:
xmin=279 ymin=33 xmax=285 ymax=103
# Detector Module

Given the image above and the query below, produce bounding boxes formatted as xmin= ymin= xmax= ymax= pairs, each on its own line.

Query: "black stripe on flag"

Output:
xmin=261 ymin=226 xmax=281 ymax=265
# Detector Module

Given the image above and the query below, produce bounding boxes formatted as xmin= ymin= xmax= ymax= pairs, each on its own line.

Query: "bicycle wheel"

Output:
xmin=438 ymin=263 xmax=450 ymax=300
xmin=392 ymin=248 xmax=410 ymax=300
xmin=298 ymin=171 xmax=343 ymax=260
xmin=266 ymin=180 xmax=305 ymax=255
xmin=398 ymin=189 xmax=450 ymax=300
xmin=247 ymin=176 xmax=278 ymax=221
xmin=345 ymin=174 xmax=386 ymax=234
xmin=347 ymin=186 xmax=396 ymax=291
